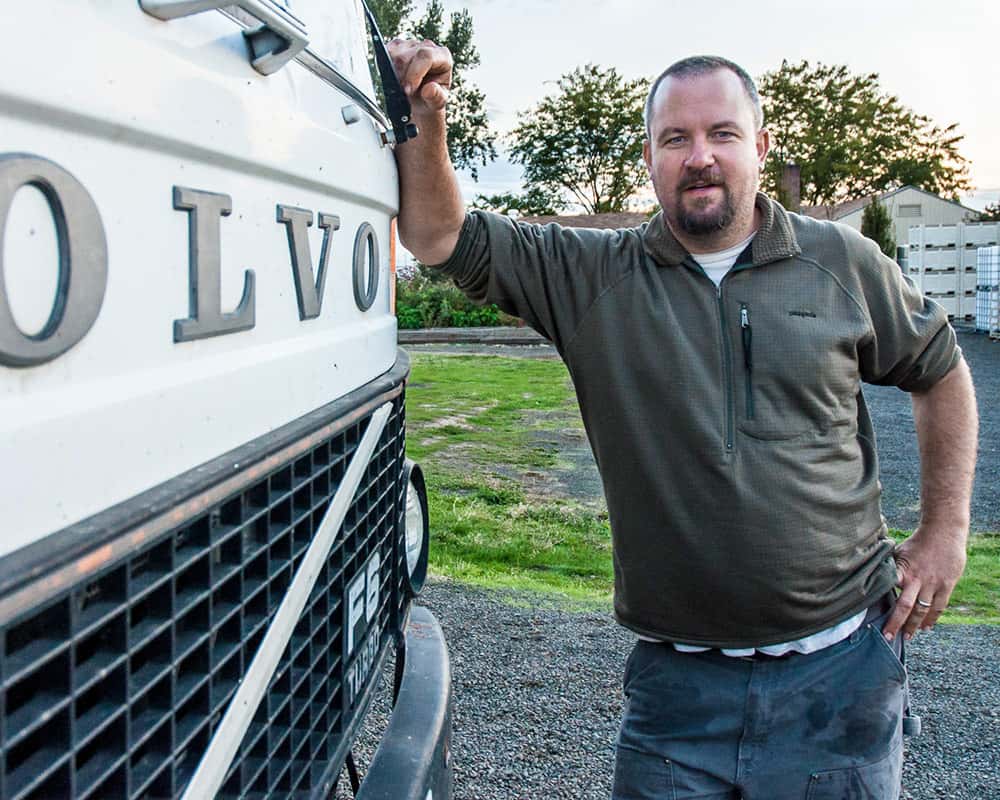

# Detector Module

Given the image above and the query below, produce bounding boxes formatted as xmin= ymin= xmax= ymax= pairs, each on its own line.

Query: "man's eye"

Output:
xmin=714 ymin=131 xmax=736 ymax=140
xmin=664 ymin=136 xmax=685 ymax=146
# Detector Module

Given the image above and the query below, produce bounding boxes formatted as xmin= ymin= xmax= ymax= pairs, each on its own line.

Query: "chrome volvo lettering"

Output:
xmin=352 ymin=221 xmax=380 ymax=312
xmin=276 ymin=204 xmax=340 ymax=321
xmin=172 ymin=186 xmax=256 ymax=343
xmin=0 ymin=154 xmax=108 ymax=367
xmin=1 ymin=165 xmax=383 ymax=363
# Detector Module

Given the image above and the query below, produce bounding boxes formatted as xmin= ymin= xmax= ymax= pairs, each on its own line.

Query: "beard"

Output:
xmin=672 ymin=170 xmax=737 ymax=235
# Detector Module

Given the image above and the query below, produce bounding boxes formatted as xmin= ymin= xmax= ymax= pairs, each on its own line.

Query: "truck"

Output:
xmin=0 ymin=1 xmax=451 ymax=798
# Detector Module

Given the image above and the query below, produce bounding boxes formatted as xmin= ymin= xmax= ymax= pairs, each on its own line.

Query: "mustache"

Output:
xmin=678 ymin=169 xmax=724 ymax=191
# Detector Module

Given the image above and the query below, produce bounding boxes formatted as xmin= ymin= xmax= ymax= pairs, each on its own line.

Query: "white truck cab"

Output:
xmin=0 ymin=2 xmax=450 ymax=798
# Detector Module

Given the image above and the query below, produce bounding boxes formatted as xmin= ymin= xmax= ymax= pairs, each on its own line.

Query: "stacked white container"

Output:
xmin=977 ymin=246 xmax=1000 ymax=340
xmin=907 ymin=223 xmax=1000 ymax=322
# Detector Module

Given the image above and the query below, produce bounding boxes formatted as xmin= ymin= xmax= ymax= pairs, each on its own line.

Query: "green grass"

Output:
xmin=407 ymin=353 xmax=1000 ymax=624
xmin=406 ymin=354 xmax=610 ymax=604
xmin=426 ymin=475 xmax=613 ymax=605
xmin=405 ymin=354 xmax=579 ymax=468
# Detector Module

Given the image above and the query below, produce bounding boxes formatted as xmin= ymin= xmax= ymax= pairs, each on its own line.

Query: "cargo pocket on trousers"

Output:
xmin=805 ymin=742 xmax=902 ymax=800
xmin=612 ymin=745 xmax=675 ymax=800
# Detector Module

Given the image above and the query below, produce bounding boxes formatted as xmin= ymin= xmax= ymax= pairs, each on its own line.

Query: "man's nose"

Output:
xmin=684 ymin=138 xmax=714 ymax=170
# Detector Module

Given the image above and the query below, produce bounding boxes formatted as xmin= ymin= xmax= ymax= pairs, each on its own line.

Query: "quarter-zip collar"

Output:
xmin=642 ymin=192 xmax=802 ymax=269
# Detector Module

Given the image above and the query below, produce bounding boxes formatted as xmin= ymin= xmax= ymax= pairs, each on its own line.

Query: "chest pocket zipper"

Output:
xmin=740 ymin=304 xmax=754 ymax=420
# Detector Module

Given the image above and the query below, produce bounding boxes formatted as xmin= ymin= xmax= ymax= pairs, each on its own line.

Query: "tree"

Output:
xmin=861 ymin=198 xmax=896 ymax=258
xmin=367 ymin=0 xmax=412 ymax=41
xmin=370 ymin=0 xmax=496 ymax=180
xmin=472 ymin=187 xmax=566 ymax=216
xmin=509 ymin=64 xmax=649 ymax=214
xmin=978 ymin=201 xmax=1000 ymax=222
xmin=760 ymin=61 xmax=971 ymax=207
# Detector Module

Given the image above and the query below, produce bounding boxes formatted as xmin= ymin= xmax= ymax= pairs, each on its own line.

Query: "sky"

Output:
xmin=435 ymin=0 xmax=1000 ymax=211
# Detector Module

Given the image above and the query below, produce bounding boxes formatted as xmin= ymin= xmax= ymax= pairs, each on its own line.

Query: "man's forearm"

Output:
xmin=882 ymin=357 xmax=977 ymax=639
xmin=911 ymin=358 xmax=978 ymax=531
xmin=394 ymin=110 xmax=465 ymax=265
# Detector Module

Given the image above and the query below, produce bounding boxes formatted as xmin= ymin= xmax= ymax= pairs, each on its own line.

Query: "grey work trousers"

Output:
xmin=613 ymin=603 xmax=906 ymax=799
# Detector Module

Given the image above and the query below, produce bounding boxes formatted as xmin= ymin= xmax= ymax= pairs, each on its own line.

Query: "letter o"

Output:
xmin=352 ymin=222 xmax=379 ymax=312
xmin=0 ymin=154 xmax=108 ymax=367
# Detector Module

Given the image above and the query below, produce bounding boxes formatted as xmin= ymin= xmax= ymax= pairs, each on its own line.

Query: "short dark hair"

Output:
xmin=644 ymin=55 xmax=763 ymax=138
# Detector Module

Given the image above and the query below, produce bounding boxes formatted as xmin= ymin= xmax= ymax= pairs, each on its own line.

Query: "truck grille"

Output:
xmin=0 ymin=395 xmax=407 ymax=800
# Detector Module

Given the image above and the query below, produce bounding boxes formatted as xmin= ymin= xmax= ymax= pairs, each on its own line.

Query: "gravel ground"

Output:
xmin=865 ymin=329 xmax=1000 ymax=532
xmin=343 ymin=580 xmax=1000 ymax=799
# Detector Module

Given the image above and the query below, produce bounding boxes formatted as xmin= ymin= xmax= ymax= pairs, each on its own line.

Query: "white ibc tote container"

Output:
xmin=977 ymin=246 xmax=1000 ymax=340
xmin=909 ymin=223 xmax=1000 ymax=322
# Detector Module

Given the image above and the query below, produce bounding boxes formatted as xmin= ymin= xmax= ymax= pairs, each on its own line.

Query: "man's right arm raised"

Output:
xmin=388 ymin=39 xmax=465 ymax=265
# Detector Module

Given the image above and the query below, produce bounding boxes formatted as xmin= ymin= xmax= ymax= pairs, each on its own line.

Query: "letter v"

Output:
xmin=277 ymin=205 xmax=340 ymax=320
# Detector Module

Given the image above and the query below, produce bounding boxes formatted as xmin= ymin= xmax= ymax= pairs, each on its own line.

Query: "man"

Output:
xmin=389 ymin=42 xmax=978 ymax=799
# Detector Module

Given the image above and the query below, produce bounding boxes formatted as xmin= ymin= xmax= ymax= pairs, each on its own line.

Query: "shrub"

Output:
xmin=395 ymin=268 xmax=519 ymax=328
xmin=861 ymin=198 xmax=896 ymax=258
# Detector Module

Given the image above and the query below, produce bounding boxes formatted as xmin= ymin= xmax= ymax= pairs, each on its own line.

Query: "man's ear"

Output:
xmin=756 ymin=128 xmax=771 ymax=168
xmin=643 ymin=139 xmax=653 ymax=174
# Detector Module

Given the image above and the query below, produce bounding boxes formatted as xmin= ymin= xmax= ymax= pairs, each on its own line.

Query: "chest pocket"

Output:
xmin=732 ymin=266 xmax=869 ymax=441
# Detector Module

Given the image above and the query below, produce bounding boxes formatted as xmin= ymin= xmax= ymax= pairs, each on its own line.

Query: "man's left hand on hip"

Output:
xmin=883 ymin=526 xmax=968 ymax=641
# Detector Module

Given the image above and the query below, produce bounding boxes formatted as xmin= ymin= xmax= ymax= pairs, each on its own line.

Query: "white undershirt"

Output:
xmin=642 ymin=230 xmax=868 ymax=656
xmin=689 ymin=232 xmax=756 ymax=287
xmin=662 ymin=609 xmax=868 ymax=657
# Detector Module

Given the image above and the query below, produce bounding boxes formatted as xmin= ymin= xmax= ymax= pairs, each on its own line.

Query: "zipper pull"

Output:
xmin=740 ymin=304 xmax=752 ymax=370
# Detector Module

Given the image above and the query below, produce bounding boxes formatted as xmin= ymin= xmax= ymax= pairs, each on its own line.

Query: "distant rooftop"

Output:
xmin=800 ymin=185 xmax=981 ymax=221
xmin=518 ymin=211 xmax=651 ymax=229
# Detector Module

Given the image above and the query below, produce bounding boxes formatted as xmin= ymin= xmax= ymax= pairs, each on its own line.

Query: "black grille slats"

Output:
xmin=1 ymin=396 xmax=406 ymax=800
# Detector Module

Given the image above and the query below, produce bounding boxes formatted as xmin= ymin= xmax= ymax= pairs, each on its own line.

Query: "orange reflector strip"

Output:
xmin=389 ymin=217 xmax=397 ymax=314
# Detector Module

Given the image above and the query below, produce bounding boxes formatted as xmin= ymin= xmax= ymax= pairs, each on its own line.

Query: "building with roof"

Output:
xmin=801 ymin=186 xmax=981 ymax=247
xmin=518 ymin=211 xmax=651 ymax=229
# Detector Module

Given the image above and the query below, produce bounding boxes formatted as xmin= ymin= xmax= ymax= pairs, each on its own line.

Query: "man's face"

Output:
xmin=643 ymin=69 xmax=769 ymax=243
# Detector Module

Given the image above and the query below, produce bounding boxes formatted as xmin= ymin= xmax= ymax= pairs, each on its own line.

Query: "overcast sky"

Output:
xmin=438 ymin=0 xmax=999 ymax=209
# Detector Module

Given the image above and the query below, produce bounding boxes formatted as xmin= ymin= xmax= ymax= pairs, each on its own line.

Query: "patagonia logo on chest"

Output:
xmin=788 ymin=309 xmax=817 ymax=318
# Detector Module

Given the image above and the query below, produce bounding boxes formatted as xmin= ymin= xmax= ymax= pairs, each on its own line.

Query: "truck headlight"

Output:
xmin=402 ymin=460 xmax=429 ymax=595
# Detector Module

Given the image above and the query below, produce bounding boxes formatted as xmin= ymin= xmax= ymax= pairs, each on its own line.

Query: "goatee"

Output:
xmin=676 ymin=184 xmax=736 ymax=235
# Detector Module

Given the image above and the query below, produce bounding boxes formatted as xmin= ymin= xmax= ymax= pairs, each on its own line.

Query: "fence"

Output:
xmin=978 ymin=246 xmax=1000 ymax=340
xmin=907 ymin=222 xmax=1000 ymax=322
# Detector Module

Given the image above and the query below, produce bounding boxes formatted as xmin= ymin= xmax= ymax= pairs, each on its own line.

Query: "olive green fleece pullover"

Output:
xmin=434 ymin=193 xmax=960 ymax=647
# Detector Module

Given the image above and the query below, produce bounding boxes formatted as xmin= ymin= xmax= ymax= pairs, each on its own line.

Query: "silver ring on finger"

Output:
xmin=916 ymin=598 xmax=932 ymax=608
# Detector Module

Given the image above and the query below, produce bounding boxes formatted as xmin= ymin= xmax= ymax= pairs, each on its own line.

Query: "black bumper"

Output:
xmin=357 ymin=605 xmax=453 ymax=800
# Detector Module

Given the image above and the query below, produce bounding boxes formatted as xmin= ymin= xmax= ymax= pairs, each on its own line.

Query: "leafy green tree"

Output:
xmin=472 ymin=187 xmax=566 ymax=216
xmin=978 ymin=201 xmax=1000 ymax=222
xmin=371 ymin=0 xmax=496 ymax=180
xmin=367 ymin=0 xmax=412 ymax=41
xmin=509 ymin=64 xmax=649 ymax=214
xmin=760 ymin=60 xmax=971 ymax=206
xmin=861 ymin=198 xmax=896 ymax=258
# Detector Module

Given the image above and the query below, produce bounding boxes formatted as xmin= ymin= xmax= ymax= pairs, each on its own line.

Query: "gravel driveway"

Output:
xmin=866 ymin=329 xmax=999 ymax=532
xmin=344 ymin=581 xmax=999 ymax=799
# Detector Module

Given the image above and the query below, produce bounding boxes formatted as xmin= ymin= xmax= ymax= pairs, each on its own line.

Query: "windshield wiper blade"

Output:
xmin=360 ymin=0 xmax=419 ymax=145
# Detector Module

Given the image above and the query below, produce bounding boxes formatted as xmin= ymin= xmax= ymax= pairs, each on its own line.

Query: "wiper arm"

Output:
xmin=360 ymin=0 xmax=419 ymax=145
